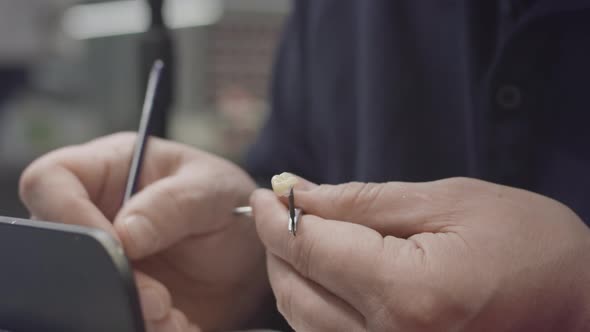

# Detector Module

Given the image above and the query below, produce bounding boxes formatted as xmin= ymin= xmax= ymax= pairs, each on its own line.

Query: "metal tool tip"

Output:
xmin=233 ymin=206 xmax=253 ymax=217
xmin=153 ymin=59 xmax=165 ymax=71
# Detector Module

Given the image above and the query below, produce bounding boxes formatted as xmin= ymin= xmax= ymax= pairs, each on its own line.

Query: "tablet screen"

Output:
xmin=0 ymin=217 xmax=145 ymax=332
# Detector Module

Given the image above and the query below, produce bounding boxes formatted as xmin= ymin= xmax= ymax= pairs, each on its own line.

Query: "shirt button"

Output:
xmin=496 ymin=85 xmax=522 ymax=110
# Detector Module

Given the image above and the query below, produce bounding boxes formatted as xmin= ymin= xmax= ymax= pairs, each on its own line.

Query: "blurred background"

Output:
xmin=0 ymin=0 xmax=289 ymax=217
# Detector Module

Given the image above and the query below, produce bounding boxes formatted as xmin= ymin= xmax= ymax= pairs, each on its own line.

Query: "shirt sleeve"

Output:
xmin=243 ymin=1 xmax=317 ymax=187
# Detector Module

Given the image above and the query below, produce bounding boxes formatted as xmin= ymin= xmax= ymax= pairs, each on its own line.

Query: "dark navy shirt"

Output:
xmin=246 ymin=0 xmax=590 ymax=224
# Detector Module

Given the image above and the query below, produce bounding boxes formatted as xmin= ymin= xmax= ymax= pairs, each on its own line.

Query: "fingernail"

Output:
xmin=122 ymin=215 xmax=159 ymax=256
xmin=140 ymin=287 xmax=166 ymax=320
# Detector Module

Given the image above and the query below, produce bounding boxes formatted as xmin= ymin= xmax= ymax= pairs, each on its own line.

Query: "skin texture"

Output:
xmin=19 ymin=133 xmax=590 ymax=331
xmin=252 ymin=177 xmax=590 ymax=332
xmin=19 ymin=133 xmax=269 ymax=332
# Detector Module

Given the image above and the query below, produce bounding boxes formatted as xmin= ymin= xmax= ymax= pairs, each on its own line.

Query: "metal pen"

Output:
xmin=123 ymin=60 xmax=164 ymax=203
xmin=128 ymin=60 xmax=300 ymax=236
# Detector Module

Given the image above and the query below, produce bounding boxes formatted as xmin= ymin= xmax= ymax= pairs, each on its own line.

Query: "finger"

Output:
xmin=252 ymin=189 xmax=407 ymax=310
xmin=135 ymin=271 xmax=173 ymax=321
xmin=293 ymin=179 xmax=465 ymax=237
xmin=114 ymin=164 xmax=244 ymax=259
xmin=274 ymin=173 xmax=318 ymax=205
xmin=114 ymin=174 xmax=199 ymax=260
xmin=18 ymin=133 xmax=149 ymax=237
xmin=145 ymin=308 xmax=199 ymax=332
xmin=19 ymin=133 xmax=137 ymax=218
xmin=285 ymin=173 xmax=318 ymax=192
xmin=19 ymin=133 xmax=194 ymax=236
xmin=19 ymin=154 xmax=118 ymax=238
xmin=267 ymin=254 xmax=365 ymax=332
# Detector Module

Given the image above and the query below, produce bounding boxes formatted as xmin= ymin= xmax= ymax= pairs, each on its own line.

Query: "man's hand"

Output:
xmin=20 ymin=133 xmax=269 ymax=332
xmin=252 ymin=177 xmax=590 ymax=331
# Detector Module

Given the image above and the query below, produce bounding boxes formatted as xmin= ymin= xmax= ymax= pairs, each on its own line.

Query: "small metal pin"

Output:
xmin=288 ymin=187 xmax=297 ymax=236
xmin=233 ymin=187 xmax=301 ymax=237
xmin=233 ymin=206 xmax=253 ymax=217
xmin=289 ymin=208 xmax=302 ymax=237
xmin=124 ymin=60 xmax=164 ymax=203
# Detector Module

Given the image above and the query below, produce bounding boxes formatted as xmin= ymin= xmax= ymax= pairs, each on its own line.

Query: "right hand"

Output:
xmin=253 ymin=177 xmax=590 ymax=331
xmin=19 ymin=133 xmax=269 ymax=332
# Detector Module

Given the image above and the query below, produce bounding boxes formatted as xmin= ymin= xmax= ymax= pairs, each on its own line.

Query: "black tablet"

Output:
xmin=0 ymin=216 xmax=145 ymax=332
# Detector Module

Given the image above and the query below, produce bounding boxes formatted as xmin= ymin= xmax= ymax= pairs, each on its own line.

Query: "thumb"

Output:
xmin=114 ymin=171 xmax=239 ymax=259
xmin=292 ymin=177 xmax=456 ymax=237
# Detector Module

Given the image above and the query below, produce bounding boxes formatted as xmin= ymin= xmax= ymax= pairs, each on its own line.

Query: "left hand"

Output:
xmin=251 ymin=177 xmax=590 ymax=331
xmin=19 ymin=133 xmax=268 ymax=332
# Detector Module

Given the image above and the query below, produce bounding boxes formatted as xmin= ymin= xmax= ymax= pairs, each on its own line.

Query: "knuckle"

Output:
xmin=356 ymin=182 xmax=383 ymax=201
xmin=435 ymin=178 xmax=494 ymax=217
xmin=445 ymin=176 xmax=471 ymax=184
xmin=352 ymin=182 xmax=384 ymax=217
xmin=19 ymin=148 xmax=76 ymax=201
xmin=441 ymin=177 xmax=482 ymax=194
xmin=19 ymin=164 xmax=41 ymax=201
xmin=329 ymin=182 xmax=384 ymax=214
xmin=18 ymin=161 xmax=59 ymax=208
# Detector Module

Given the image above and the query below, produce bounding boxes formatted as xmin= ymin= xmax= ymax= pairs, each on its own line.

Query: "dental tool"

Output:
xmin=124 ymin=59 xmax=164 ymax=203
xmin=287 ymin=187 xmax=301 ymax=236
xmin=232 ymin=206 xmax=253 ymax=217
xmin=233 ymin=186 xmax=301 ymax=236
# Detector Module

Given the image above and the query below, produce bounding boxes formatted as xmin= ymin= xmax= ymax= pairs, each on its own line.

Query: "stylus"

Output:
xmin=123 ymin=60 xmax=164 ymax=203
